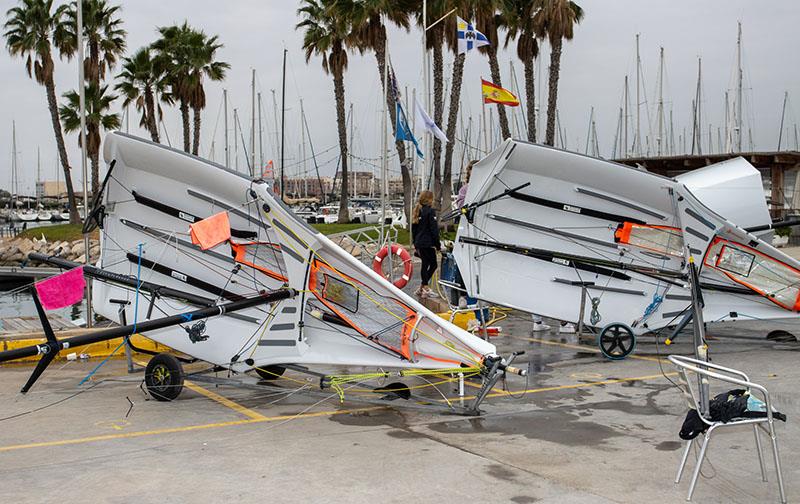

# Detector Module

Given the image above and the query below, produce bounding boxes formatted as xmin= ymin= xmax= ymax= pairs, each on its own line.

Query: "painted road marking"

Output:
xmin=133 ymin=359 xmax=266 ymax=421
xmin=0 ymin=406 xmax=385 ymax=453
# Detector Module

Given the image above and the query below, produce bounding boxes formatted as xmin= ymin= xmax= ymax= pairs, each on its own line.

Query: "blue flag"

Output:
xmin=396 ymin=102 xmax=423 ymax=159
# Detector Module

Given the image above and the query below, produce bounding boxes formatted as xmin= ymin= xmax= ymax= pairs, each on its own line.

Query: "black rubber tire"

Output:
xmin=598 ymin=323 xmax=636 ymax=360
xmin=254 ymin=365 xmax=286 ymax=381
xmin=145 ymin=353 xmax=184 ymax=401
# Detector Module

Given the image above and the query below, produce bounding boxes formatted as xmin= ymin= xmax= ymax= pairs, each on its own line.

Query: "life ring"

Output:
xmin=372 ymin=244 xmax=413 ymax=289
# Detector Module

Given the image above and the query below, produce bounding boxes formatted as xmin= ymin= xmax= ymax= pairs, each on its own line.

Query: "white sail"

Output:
xmin=454 ymin=139 xmax=800 ymax=335
xmin=95 ymin=133 xmax=495 ymax=373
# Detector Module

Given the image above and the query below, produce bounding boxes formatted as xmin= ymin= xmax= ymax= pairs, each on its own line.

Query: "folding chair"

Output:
xmin=668 ymin=355 xmax=786 ymax=503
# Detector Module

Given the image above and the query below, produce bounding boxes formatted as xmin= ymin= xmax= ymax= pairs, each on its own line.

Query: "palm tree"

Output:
xmin=59 ymin=0 xmax=126 ymax=86
xmin=3 ymin=0 xmax=80 ymax=223
xmin=60 ymin=83 xmax=120 ymax=195
xmin=186 ymin=31 xmax=229 ymax=156
xmin=115 ymin=46 xmax=164 ymax=143
xmin=501 ymin=0 xmax=539 ymax=142
xmin=298 ymin=0 xmax=354 ymax=224
xmin=152 ymin=22 xmax=194 ymax=153
xmin=476 ymin=0 xmax=511 ymax=140
xmin=349 ymin=0 xmax=415 ymax=222
xmin=534 ymin=0 xmax=583 ymax=146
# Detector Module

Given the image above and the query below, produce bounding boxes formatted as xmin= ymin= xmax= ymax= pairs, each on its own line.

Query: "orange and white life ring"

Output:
xmin=372 ymin=244 xmax=414 ymax=289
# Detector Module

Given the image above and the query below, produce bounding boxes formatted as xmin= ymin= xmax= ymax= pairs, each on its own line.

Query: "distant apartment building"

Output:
xmin=36 ymin=180 xmax=66 ymax=199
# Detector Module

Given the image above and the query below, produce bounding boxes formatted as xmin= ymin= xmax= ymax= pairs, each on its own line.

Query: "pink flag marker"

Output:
xmin=34 ymin=266 xmax=86 ymax=310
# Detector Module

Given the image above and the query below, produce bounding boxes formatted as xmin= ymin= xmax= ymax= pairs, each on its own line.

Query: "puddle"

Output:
xmin=655 ymin=440 xmax=682 ymax=451
xmin=486 ymin=463 xmax=518 ymax=481
xmin=428 ymin=409 xmax=622 ymax=447
xmin=510 ymin=497 xmax=539 ymax=504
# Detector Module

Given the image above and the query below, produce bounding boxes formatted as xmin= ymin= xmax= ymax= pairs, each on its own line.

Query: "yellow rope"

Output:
xmin=325 ymin=367 xmax=482 ymax=402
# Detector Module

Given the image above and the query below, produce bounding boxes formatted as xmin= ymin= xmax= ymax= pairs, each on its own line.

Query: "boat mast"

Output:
xmin=778 ymin=91 xmax=788 ymax=150
xmin=251 ymin=69 xmax=256 ymax=177
xmin=233 ymin=108 xmax=239 ymax=172
xmin=656 ymin=47 xmax=664 ymax=156
xmin=11 ymin=121 xmax=17 ymax=208
xmin=635 ymin=34 xmax=641 ymax=156
xmin=36 ymin=146 xmax=40 ymax=208
xmin=223 ymin=89 xmax=229 ymax=169
xmin=422 ymin=0 xmax=431 ymax=190
xmin=300 ymin=98 xmax=307 ymax=198
xmin=623 ymin=75 xmax=629 ymax=157
xmin=280 ymin=48 xmax=287 ymax=201
xmin=692 ymin=58 xmax=702 ymax=155
xmin=736 ymin=21 xmax=743 ymax=152
xmin=258 ymin=92 xmax=264 ymax=172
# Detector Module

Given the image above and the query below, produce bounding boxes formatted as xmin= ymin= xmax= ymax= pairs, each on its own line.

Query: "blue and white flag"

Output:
xmin=457 ymin=16 xmax=490 ymax=55
xmin=396 ymin=102 xmax=423 ymax=159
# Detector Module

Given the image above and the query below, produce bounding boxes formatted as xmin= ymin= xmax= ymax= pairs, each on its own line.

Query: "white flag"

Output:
xmin=414 ymin=96 xmax=447 ymax=143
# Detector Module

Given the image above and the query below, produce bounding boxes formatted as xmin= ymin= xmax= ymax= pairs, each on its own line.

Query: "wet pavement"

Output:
xmin=0 ymin=303 xmax=797 ymax=503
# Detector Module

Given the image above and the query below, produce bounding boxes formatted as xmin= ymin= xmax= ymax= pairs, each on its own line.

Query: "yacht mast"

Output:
xmin=778 ymin=91 xmax=788 ymax=150
xmin=623 ymin=75 xmax=629 ymax=157
xmin=736 ymin=21 xmax=743 ymax=152
xmin=250 ymin=69 xmax=256 ymax=177
xmin=635 ymin=34 xmax=641 ymax=156
xmin=223 ymin=89 xmax=229 ymax=168
xmin=656 ymin=46 xmax=664 ymax=156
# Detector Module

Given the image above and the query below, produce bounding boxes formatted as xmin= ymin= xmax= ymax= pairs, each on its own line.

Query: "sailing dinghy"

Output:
xmin=453 ymin=139 xmax=800 ymax=357
xmin=0 ymin=133 xmax=520 ymax=415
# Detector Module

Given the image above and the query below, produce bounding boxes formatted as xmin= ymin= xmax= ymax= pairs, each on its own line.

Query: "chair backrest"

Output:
xmin=668 ymin=354 xmax=773 ymax=423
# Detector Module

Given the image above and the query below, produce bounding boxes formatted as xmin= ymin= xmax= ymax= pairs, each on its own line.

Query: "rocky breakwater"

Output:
xmin=0 ymin=236 xmax=100 ymax=266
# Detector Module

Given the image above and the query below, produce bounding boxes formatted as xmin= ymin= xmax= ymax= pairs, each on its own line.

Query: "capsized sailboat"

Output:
xmin=453 ymin=139 xmax=800 ymax=350
xmin=1 ymin=133 xmax=519 ymax=415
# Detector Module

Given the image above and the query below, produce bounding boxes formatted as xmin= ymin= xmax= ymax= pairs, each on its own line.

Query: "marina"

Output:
xmin=1 ymin=1 xmax=800 ymax=503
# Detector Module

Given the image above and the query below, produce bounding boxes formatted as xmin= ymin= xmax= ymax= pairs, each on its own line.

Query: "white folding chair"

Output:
xmin=668 ymin=355 xmax=786 ymax=503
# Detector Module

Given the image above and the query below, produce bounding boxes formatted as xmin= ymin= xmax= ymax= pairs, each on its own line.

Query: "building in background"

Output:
xmin=36 ymin=181 xmax=67 ymax=199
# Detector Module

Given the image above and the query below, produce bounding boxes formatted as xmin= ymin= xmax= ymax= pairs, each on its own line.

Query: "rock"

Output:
xmin=72 ymin=241 xmax=86 ymax=257
xmin=18 ymin=239 xmax=34 ymax=255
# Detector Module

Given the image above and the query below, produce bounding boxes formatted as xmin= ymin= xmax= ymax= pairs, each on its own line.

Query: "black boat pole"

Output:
xmin=0 ymin=288 xmax=296 ymax=393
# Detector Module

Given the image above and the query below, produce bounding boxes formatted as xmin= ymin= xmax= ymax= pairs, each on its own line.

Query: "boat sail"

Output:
xmin=93 ymin=132 xmax=497 ymax=375
xmin=453 ymin=139 xmax=800 ymax=337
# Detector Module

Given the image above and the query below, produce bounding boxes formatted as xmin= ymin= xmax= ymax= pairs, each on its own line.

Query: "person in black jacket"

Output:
xmin=412 ymin=190 xmax=440 ymax=298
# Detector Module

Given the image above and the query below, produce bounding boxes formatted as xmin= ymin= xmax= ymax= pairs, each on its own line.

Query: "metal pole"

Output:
xmin=736 ymin=22 xmax=743 ymax=152
xmin=77 ymin=0 xmax=92 ymax=328
xmin=251 ymin=69 xmax=256 ymax=177
xmin=258 ymin=92 xmax=264 ymax=173
xmin=635 ymin=34 xmax=641 ymax=156
xmin=422 ymin=0 xmax=431 ymax=190
xmin=223 ymin=89 xmax=229 ymax=169
xmin=280 ymin=48 xmax=287 ymax=201
xmin=381 ymin=48 xmax=389 ymax=245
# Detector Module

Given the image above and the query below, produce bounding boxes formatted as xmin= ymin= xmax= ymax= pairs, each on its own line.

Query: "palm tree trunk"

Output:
xmin=332 ymin=65 xmax=349 ymax=224
xmin=545 ymin=38 xmax=562 ymax=147
xmin=192 ymin=106 xmax=201 ymax=155
xmin=487 ymin=46 xmax=511 ymax=140
xmin=180 ymin=99 xmax=190 ymax=153
xmin=432 ymin=34 xmax=444 ymax=206
xmin=144 ymin=87 xmax=160 ymax=143
xmin=45 ymin=70 xmax=79 ymax=224
xmin=374 ymin=30 xmax=412 ymax=226
xmin=90 ymin=140 xmax=100 ymax=198
xmin=441 ymin=53 xmax=465 ymax=214
xmin=523 ymin=56 xmax=536 ymax=142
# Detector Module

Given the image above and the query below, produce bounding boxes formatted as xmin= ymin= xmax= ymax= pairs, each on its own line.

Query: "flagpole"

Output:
xmin=422 ymin=0 xmax=431 ymax=191
xmin=77 ymin=0 xmax=92 ymax=328
xmin=381 ymin=45 xmax=389 ymax=246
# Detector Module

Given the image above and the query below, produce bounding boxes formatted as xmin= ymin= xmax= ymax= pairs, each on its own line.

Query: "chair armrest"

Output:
xmin=668 ymin=355 xmax=750 ymax=381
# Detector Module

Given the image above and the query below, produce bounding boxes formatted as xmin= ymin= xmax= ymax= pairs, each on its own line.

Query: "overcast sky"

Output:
xmin=2 ymin=0 xmax=799 ymax=195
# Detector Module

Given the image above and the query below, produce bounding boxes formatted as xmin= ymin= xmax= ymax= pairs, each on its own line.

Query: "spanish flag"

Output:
xmin=481 ymin=79 xmax=520 ymax=107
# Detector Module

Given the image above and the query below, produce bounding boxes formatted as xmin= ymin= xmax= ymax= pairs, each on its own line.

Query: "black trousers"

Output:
xmin=418 ymin=247 xmax=438 ymax=286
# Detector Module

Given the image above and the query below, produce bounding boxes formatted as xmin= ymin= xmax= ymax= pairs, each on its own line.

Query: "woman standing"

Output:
xmin=412 ymin=190 xmax=440 ymax=298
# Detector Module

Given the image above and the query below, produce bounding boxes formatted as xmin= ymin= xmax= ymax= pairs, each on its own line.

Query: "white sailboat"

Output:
xmin=453 ymin=139 xmax=800 ymax=354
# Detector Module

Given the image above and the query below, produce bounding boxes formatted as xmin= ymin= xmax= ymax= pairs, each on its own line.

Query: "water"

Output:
xmin=0 ymin=287 xmax=87 ymax=323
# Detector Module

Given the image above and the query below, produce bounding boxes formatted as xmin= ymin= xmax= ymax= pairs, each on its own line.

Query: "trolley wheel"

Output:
xmin=254 ymin=365 xmax=286 ymax=381
xmin=598 ymin=323 xmax=636 ymax=360
xmin=145 ymin=353 xmax=184 ymax=401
